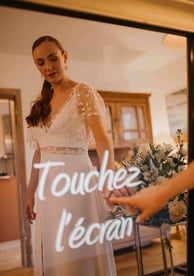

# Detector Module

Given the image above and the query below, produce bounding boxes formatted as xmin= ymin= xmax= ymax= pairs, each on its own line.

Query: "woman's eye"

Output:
xmin=38 ymin=62 xmax=44 ymax=66
xmin=36 ymin=60 xmax=44 ymax=66
xmin=49 ymin=56 xmax=57 ymax=62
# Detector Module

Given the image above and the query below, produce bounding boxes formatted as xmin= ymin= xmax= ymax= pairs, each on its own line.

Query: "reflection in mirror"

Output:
xmin=0 ymin=5 xmax=187 ymax=275
xmin=0 ymin=99 xmax=15 ymax=177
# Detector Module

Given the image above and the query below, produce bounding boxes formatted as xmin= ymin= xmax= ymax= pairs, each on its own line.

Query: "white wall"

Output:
xmin=149 ymin=94 xmax=171 ymax=139
xmin=0 ymin=53 xmax=171 ymax=182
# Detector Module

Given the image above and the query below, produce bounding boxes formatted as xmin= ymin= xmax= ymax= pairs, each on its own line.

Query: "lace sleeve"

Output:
xmin=26 ymin=127 xmax=39 ymax=150
xmin=76 ymin=83 xmax=106 ymax=118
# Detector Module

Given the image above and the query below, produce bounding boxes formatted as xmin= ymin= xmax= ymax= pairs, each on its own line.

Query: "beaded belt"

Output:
xmin=40 ymin=146 xmax=87 ymax=155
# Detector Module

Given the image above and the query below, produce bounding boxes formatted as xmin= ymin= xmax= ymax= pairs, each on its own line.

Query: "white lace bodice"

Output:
xmin=27 ymin=83 xmax=105 ymax=150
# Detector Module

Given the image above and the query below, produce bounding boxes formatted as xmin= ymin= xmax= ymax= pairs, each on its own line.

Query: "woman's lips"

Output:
xmin=47 ymin=72 xmax=57 ymax=77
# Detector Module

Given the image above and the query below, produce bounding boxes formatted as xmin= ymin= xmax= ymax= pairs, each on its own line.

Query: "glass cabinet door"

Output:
xmin=137 ymin=106 xmax=147 ymax=139
xmin=119 ymin=104 xmax=147 ymax=142
xmin=98 ymin=91 xmax=153 ymax=149
xmin=105 ymin=103 xmax=116 ymax=141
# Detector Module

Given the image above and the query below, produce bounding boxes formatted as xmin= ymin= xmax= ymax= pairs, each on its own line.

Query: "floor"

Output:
xmin=0 ymin=226 xmax=187 ymax=276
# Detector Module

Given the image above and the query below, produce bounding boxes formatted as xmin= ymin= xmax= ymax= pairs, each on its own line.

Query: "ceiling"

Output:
xmin=0 ymin=5 xmax=187 ymax=95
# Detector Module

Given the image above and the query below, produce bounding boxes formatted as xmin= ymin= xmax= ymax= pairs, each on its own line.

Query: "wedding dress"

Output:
xmin=28 ymin=83 xmax=117 ymax=276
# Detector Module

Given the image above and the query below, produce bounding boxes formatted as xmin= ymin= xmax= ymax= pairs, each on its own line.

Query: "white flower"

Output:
xmin=168 ymin=199 xmax=187 ymax=223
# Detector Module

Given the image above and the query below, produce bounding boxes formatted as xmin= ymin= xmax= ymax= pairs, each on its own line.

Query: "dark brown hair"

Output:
xmin=26 ymin=36 xmax=65 ymax=126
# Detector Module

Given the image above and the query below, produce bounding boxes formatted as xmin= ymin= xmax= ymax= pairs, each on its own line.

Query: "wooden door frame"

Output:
xmin=0 ymin=88 xmax=32 ymax=267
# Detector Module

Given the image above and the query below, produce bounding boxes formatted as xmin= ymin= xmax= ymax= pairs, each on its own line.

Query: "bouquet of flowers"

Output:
xmin=107 ymin=130 xmax=188 ymax=227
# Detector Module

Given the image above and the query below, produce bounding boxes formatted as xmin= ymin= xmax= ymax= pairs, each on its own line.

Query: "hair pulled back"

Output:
xmin=26 ymin=36 xmax=65 ymax=126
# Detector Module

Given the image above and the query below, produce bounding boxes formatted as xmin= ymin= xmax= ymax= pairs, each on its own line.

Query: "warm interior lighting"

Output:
xmin=162 ymin=34 xmax=186 ymax=49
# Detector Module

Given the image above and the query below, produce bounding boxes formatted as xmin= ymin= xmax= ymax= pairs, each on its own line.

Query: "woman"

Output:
xmin=25 ymin=35 xmax=124 ymax=276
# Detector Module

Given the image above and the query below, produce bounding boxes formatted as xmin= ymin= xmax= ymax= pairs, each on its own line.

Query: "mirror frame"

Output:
xmin=1 ymin=0 xmax=194 ymax=273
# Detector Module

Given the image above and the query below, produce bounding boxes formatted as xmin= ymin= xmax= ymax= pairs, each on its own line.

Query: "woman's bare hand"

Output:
xmin=103 ymin=186 xmax=133 ymax=209
xmin=25 ymin=195 xmax=36 ymax=224
xmin=109 ymin=185 xmax=167 ymax=222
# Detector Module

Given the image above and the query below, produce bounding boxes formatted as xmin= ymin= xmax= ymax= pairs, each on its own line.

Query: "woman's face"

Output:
xmin=33 ymin=40 xmax=67 ymax=85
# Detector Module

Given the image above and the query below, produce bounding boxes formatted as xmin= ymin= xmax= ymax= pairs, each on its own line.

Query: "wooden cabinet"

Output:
xmin=89 ymin=91 xmax=153 ymax=165
xmin=99 ymin=91 xmax=153 ymax=148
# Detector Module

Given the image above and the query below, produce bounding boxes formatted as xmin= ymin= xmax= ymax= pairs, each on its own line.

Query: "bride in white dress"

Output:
xmin=24 ymin=35 xmax=123 ymax=276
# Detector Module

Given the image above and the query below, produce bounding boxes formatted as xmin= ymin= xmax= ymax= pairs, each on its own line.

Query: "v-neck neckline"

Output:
xmin=42 ymin=83 xmax=80 ymax=132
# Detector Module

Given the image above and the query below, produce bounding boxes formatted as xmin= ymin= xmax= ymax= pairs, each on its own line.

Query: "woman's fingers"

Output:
xmin=109 ymin=196 xmax=135 ymax=205
xmin=109 ymin=191 xmax=165 ymax=223
xmin=109 ymin=197 xmax=137 ymax=214
xmin=25 ymin=200 xmax=36 ymax=224
xmin=136 ymin=213 xmax=147 ymax=223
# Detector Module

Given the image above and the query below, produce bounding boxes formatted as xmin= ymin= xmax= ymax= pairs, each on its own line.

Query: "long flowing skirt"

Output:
xmin=32 ymin=151 xmax=117 ymax=276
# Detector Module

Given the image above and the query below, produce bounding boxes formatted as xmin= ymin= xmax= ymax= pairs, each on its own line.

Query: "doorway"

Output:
xmin=0 ymin=89 xmax=32 ymax=268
